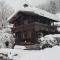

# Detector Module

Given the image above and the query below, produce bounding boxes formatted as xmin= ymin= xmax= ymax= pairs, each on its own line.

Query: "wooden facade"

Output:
xmin=9 ymin=10 xmax=58 ymax=45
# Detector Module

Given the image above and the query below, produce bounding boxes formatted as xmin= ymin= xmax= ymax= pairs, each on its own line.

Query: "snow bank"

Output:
xmin=14 ymin=45 xmax=26 ymax=49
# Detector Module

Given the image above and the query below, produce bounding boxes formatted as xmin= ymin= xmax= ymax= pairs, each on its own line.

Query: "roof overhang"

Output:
xmin=7 ymin=7 xmax=58 ymax=23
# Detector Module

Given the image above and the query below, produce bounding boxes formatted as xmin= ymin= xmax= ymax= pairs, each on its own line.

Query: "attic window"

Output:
xmin=24 ymin=4 xmax=28 ymax=7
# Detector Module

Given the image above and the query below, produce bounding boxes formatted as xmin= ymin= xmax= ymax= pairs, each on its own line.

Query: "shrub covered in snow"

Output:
xmin=39 ymin=34 xmax=60 ymax=49
xmin=0 ymin=28 xmax=15 ymax=48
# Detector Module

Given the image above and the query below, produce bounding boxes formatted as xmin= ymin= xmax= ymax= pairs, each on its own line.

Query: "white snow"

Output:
xmin=51 ymin=22 xmax=60 ymax=32
xmin=39 ymin=34 xmax=60 ymax=47
xmin=7 ymin=6 xmax=58 ymax=22
xmin=57 ymin=27 xmax=60 ymax=31
xmin=0 ymin=46 xmax=60 ymax=60
xmin=0 ymin=28 xmax=15 ymax=48
xmin=0 ymin=34 xmax=60 ymax=60
xmin=55 ymin=13 xmax=60 ymax=21
xmin=14 ymin=45 xmax=26 ymax=49
xmin=6 ymin=24 xmax=13 ymax=28
xmin=52 ymin=22 xmax=60 ymax=26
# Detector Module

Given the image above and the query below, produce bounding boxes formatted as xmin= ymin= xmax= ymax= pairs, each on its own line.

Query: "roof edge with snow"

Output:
xmin=7 ymin=6 xmax=59 ymax=23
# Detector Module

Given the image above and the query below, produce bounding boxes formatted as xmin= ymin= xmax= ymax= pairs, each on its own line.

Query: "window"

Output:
xmin=22 ymin=32 xmax=32 ymax=39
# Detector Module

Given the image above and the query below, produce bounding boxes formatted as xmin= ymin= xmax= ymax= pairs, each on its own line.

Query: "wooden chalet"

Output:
xmin=8 ymin=4 xmax=58 ymax=45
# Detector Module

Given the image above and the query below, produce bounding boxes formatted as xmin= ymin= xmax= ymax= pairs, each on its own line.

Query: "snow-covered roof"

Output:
xmin=55 ymin=13 xmax=60 ymax=21
xmin=7 ymin=6 xmax=58 ymax=23
xmin=53 ymin=22 xmax=60 ymax=26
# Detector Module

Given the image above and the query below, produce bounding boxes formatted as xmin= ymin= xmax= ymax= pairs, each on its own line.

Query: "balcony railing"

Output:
xmin=34 ymin=22 xmax=57 ymax=32
xmin=12 ymin=22 xmax=57 ymax=33
xmin=12 ymin=23 xmax=34 ymax=32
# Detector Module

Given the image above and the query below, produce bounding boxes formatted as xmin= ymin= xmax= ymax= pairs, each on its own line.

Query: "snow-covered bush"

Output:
xmin=0 ymin=28 xmax=15 ymax=48
xmin=39 ymin=34 xmax=60 ymax=49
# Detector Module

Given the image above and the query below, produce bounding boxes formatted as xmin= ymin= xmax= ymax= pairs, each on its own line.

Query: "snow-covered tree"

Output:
xmin=0 ymin=28 xmax=15 ymax=48
xmin=0 ymin=0 xmax=14 ymax=28
xmin=36 ymin=0 xmax=57 ymax=14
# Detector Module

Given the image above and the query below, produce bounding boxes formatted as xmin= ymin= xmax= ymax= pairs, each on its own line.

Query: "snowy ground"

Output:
xmin=0 ymin=28 xmax=60 ymax=60
xmin=0 ymin=45 xmax=60 ymax=60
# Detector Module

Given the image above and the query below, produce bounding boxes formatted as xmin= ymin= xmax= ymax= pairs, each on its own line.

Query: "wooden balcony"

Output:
xmin=12 ymin=23 xmax=34 ymax=33
xmin=11 ymin=22 xmax=57 ymax=33
xmin=34 ymin=22 xmax=57 ymax=32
